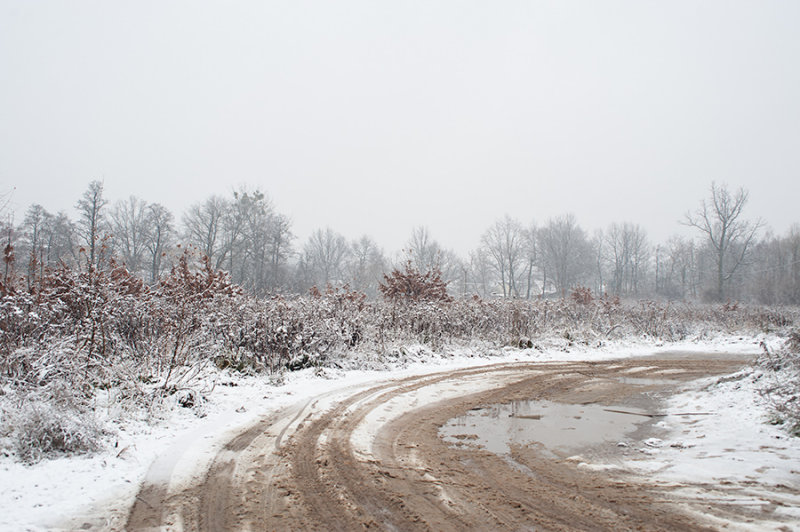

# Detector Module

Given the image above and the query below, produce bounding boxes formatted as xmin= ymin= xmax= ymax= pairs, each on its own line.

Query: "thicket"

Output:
xmin=758 ymin=330 xmax=800 ymax=436
xmin=1 ymin=257 xmax=797 ymax=461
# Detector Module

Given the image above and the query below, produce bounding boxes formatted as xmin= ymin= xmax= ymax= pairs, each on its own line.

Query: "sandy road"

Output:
xmin=127 ymin=354 xmax=782 ymax=531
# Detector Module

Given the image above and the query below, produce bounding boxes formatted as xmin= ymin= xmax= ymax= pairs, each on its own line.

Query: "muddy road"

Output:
xmin=127 ymin=354 xmax=788 ymax=531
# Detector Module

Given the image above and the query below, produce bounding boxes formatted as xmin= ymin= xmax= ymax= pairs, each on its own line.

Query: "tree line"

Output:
xmin=3 ymin=181 xmax=799 ymax=304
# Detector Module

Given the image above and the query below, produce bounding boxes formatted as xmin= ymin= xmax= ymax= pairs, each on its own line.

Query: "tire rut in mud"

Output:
xmin=127 ymin=356 xmax=750 ymax=531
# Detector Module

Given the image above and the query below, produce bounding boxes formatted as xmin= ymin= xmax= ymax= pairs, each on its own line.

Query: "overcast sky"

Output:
xmin=1 ymin=1 xmax=799 ymax=255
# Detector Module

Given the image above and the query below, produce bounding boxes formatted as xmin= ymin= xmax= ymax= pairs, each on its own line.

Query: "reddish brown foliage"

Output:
xmin=570 ymin=286 xmax=593 ymax=305
xmin=379 ymin=261 xmax=451 ymax=303
xmin=723 ymin=300 xmax=739 ymax=312
xmin=159 ymin=251 xmax=240 ymax=301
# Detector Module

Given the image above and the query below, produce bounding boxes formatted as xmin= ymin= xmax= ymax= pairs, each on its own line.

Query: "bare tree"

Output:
xmin=346 ymin=235 xmax=386 ymax=297
xmin=111 ymin=196 xmax=150 ymax=273
xmin=182 ymin=190 xmax=293 ymax=294
xmin=789 ymin=225 xmax=800 ymax=305
xmin=538 ymin=214 xmax=592 ymax=296
xmin=440 ymin=250 xmax=467 ymax=297
xmin=144 ymin=203 xmax=175 ymax=283
xmin=656 ymin=236 xmax=698 ymax=300
xmin=301 ymin=227 xmax=350 ymax=289
xmin=522 ymin=223 xmax=539 ymax=299
xmin=0 ymin=189 xmax=12 ymax=217
xmin=407 ymin=226 xmax=443 ymax=272
xmin=75 ymin=180 xmax=109 ymax=268
xmin=604 ymin=222 xmax=649 ymax=297
xmin=481 ymin=216 xmax=525 ymax=298
xmin=32 ymin=211 xmax=78 ymax=268
xmin=592 ymin=229 xmax=604 ymax=296
xmin=405 ymin=226 xmax=462 ymax=287
xmin=1 ymin=216 xmax=17 ymax=290
xmin=684 ymin=182 xmax=762 ymax=301
xmin=225 ymin=189 xmax=294 ymax=295
xmin=0 ymin=191 xmax=14 ymax=288
xmin=20 ymin=205 xmax=79 ymax=272
xmin=18 ymin=205 xmax=78 ymax=282
xmin=20 ymin=204 xmax=49 ymax=284
xmin=228 ymin=189 xmax=270 ymax=291
xmin=749 ymin=225 xmax=800 ymax=305
xmin=183 ymin=195 xmax=228 ymax=267
xmin=266 ymin=213 xmax=294 ymax=292
xmin=467 ymin=248 xmax=492 ymax=298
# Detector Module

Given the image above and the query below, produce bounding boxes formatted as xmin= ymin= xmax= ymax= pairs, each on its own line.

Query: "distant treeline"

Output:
xmin=3 ymin=181 xmax=799 ymax=304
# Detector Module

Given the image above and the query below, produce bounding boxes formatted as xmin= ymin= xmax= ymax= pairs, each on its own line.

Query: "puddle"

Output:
xmin=615 ymin=377 xmax=679 ymax=386
xmin=654 ymin=351 xmax=755 ymax=361
xmin=440 ymin=400 xmax=648 ymax=458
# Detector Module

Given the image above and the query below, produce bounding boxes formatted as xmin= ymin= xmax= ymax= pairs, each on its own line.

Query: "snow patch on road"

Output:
xmin=620 ymin=364 xmax=800 ymax=528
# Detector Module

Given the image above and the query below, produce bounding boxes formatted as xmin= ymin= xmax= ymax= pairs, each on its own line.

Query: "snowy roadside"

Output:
xmin=0 ymin=334 xmax=783 ymax=531
xmin=619 ymin=365 xmax=800 ymax=529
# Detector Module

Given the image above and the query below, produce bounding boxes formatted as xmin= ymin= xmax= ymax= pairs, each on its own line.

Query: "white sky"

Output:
xmin=1 ymin=1 xmax=799 ymax=255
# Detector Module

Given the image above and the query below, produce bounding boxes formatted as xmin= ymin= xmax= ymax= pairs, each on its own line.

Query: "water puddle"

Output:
xmin=440 ymin=400 xmax=648 ymax=458
xmin=615 ymin=377 xmax=679 ymax=386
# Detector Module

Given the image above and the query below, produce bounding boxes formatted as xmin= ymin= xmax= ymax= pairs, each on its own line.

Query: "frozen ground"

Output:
xmin=621 ymin=365 xmax=800 ymax=528
xmin=0 ymin=334 xmax=795 ymax=531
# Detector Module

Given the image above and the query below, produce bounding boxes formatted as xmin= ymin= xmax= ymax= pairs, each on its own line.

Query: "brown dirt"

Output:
xmin=127 ymin=354 xmax=783 ymax=531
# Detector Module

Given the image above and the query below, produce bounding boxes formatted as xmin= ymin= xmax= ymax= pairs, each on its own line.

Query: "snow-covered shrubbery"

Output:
xmin=1 ymin=258 xmax=798 ymax=461
xmin=1 ymin=384 xmax=103 ymax=463
xmin=758 ymin=330 xmax=800 ymax=436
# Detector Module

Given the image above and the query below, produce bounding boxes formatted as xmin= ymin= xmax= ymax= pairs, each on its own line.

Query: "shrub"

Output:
xmin=758 ymin=331 xmax=800 ymax=436
xmin=2 ymin=248 xmax=799 ymax=462
xmin=570 ymin=286 xmax=593 ymax=305
xmin=379 ymin=261 xmax=452 ymax=303
xmin=4 ymin=394 xmax=102 ymax=463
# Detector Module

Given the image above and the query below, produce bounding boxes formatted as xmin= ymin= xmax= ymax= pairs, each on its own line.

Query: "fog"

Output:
xmin=2 ymin=0 xmax=799 ymax=255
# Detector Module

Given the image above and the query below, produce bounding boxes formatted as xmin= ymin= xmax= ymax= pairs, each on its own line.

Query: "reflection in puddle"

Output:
xmin=440 ymin=400 xmax=647 ymax=457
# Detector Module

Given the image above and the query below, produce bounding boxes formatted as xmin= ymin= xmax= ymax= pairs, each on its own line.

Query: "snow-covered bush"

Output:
xmin=379 ymin=261 xmax=451 ymax=303
xmin=2 ymin=249 xmax=799 ymax=462
xmin=210 ymin=285 xmax=370 ymax=372
xmin=1 ymin=384 xmax=103 ymax=463
xmin=758 ymin=330 xmax=800 ymax=436
xmin=10 ymin=403 xmax=102 ymax=463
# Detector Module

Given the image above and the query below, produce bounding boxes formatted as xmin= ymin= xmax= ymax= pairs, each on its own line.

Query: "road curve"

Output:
xmin=127 ymin=355 xmax=755 ymax=531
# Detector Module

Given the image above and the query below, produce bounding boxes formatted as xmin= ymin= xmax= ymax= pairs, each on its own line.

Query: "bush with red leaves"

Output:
xmin=570 ymin=286 xmax=593 ymax=305
xmin=379 ymin=261 xmax=452 ymax=303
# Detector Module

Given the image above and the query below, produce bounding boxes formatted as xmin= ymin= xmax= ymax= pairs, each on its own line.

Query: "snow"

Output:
xmin=620 ymin=364 xmax=800 ymax=527
xmin=632 ymin=372 xmax=800 ymax=487
xmin=0 ymin=334 xmax=795 ymax=531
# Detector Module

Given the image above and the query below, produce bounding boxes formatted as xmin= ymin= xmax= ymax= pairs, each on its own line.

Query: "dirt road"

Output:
xmin=127 ymin=354 xmax=787 ymax=531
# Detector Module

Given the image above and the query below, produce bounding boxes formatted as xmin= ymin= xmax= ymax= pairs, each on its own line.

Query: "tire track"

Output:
xmin=127 ymin=355 xmax=753 ymax=531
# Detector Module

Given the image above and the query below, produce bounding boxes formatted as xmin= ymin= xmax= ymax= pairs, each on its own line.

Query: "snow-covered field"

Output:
xmin=1 ymin=334 xmax=797 ymax=531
